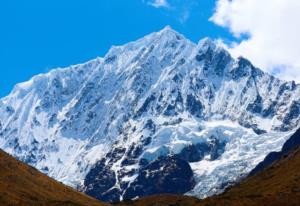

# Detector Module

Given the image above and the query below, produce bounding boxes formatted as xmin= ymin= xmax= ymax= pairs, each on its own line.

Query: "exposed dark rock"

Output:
xmin=121 ymin=143 xmax=144 ymax=166
xmin=230 ymin=57 xmax=252 ymax=80
xmin=283 ymin=101 xmax=300 ymax=125
xmin=186 ymin=94 xmax=203 ymax=117
xmin=48 ymin=114 xmax=57 ymax=128
xmin=31 ymin=117 xmax=41 ymax=128
xmin=52 ymin=78 xmax=63 ymax=89
xmin=84 ymin=160 xmax=117 ymax=202
xmin=104 ymin=55 xmax=117 ymax=64
xmin=40 ymin=91 xmax=52 ymax=109
xmin=84 ymin=152 xmax=196 ymax=203
xmin=141 ymin=136 xmax=152 ymax=146
xmin=195 ymin=47 xmax=213 ymax=63
xmin=106 ymin=147 xmax=126 ymax=164
xmin=238 ymin=115 xmax=266 ymax=135
xmin=143 ymin=119 xmax=156 ymax=133
xmin=177 ymin=138 xmax=226 ymax=163
xmin=177 ymin=143 xmax=210 ymax=162
xmin=163 ymin=104 xmax=177 ymax=116
xmin=247 ymin=95 xmax=263 ymax=114
xmin=136 ymin=95 xmax=156 ymax=117
xmin=122 ymin=156 xmax=195 ymax=200
xmin=213 ymin=50 xmax=231 ymax=76
xmin=5 ymin=106 xmax=15 ymax=115
xmin=278 ymin=82 xmax=296 ymax=96
xmin=262 ymin=101 xmax=277 ymax=117
xmin=101 ymin=188 xmax=121 ymax=203
xmin=209 ymin=137 xmax=227 ymax=160
xmin=86 ymin=111 xmax=97 ymax=123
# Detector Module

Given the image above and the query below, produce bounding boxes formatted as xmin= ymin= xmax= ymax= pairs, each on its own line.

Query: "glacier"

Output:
xmin=0 ymin=26 xmax=299 ymax=202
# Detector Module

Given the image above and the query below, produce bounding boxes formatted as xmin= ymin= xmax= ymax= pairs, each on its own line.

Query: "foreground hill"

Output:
xmin=0 ymin=149 xmax=106 ymax=206
xmin=117 ymin=129 xmax=300 ymax=206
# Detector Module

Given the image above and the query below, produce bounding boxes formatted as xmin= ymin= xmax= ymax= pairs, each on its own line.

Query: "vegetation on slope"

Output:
xmin=0 ymin=149 xmax=106 ymax=206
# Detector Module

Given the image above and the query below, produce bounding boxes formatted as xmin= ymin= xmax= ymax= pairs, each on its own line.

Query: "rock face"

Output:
xmin=0 ymin=26 xmax=299 ymax=202
xmin=85 ymin=155 xmax=195 ymax=202
xmin=122 ymin=156 xmax=195 ymax=200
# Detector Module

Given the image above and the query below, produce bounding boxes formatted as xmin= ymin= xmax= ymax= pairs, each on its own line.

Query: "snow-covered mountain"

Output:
xmin=0 ymin=26 xmax=300 ymax=202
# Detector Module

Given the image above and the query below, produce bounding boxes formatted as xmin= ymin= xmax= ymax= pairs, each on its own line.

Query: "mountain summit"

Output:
xmin=0 ymin=27 xmax=299 ymax=202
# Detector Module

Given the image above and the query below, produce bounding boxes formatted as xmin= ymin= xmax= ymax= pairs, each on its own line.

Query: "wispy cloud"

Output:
xmin=179 ymin=9 xmax=190 ymax=24
xmin=147 ymin=0 xmax=170 ymax=9
xmin=143 ymin=0 xmax=197 ymax=24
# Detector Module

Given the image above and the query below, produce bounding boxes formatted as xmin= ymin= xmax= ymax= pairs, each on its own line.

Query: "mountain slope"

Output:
xmin=250 ymin=126 xmax=300 ymax=176
xmin=118 ymin=129 xmax=300 ymax=206
xmin=201 ymin=128 xmax=300 ymax=206
xmin=0 ymin=26 xmax=300 ymax=202
xmin=0 ymin=149 xmax=106 ymax=206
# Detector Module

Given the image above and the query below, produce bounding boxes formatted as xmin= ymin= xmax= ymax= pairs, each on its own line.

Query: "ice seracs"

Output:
xmin=0 ymin=26 xmax=300 ymax=202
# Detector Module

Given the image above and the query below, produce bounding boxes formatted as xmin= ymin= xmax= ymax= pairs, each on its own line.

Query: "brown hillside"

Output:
xmin=117 ymin=145 xmax=300 ymax=206
xmin=0 ymin=149 xmax=107 ymax=206
xmin=2 ymin=138 xmax=300 ymax=206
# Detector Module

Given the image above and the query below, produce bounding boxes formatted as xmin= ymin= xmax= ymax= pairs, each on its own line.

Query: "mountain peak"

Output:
xmin=197 ymin=37 xmax=220 ymax=51
xmin=156 ymin=26 xmax=185 ymax=41
xmin=158 ymin=25 xmax=177 ymax=34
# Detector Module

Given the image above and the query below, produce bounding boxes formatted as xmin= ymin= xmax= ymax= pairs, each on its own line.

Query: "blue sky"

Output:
xmin=0 ymin=0 xmax=234 ymax=97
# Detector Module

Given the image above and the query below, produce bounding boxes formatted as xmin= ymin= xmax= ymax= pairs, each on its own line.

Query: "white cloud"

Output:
xmin=179 ymin=8 xmax=190 ymax=24
xmin=147 ymin=0 xmax=170 ymax=9
xmin=211 ymin=0 xmax=300 ymax=82
xmin=144 ymin=0 xmax=198 ymax=24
